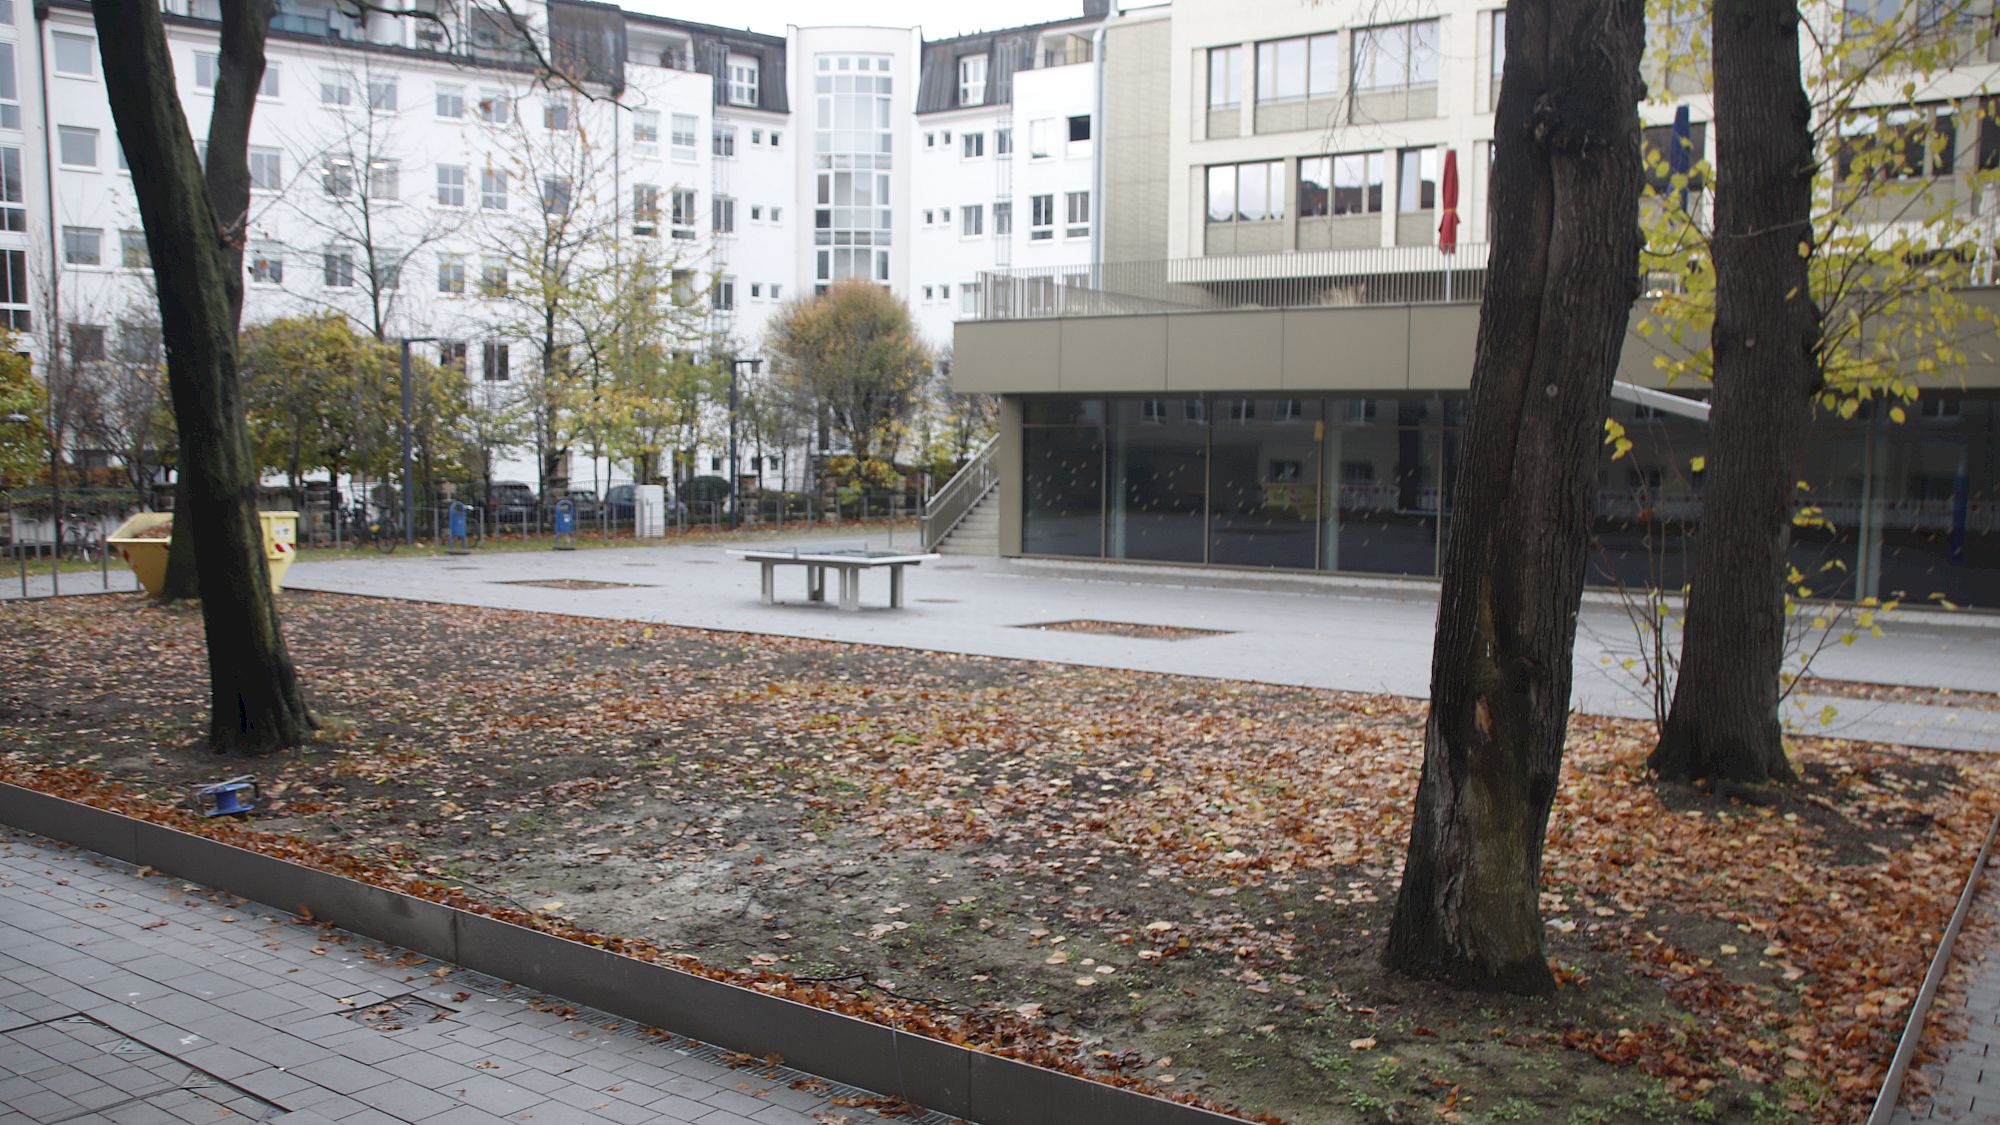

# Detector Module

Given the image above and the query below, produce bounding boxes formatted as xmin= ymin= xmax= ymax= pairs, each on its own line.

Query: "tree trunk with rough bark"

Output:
xmin=1382 ymin=0 xmax=1645 ymax=994
xmin=1649 ymin=0 xmax=1818 ymax=785
xmin=94 ymin=0 xmax=312 ymax=754
xmin=156 ymin=0 xmax=264 ymax=602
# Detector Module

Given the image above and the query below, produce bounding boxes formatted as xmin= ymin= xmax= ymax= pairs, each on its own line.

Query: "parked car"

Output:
xmin=604 ymin=483 xmax=686 ymax=521
xmin=561 ymin=489 xmax=600 ymax=520
xmin=455 ymin=480 xmax=537 ymax=518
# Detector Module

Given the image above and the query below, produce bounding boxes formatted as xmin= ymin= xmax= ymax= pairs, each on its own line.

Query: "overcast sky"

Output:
xmin=621 ymin=0 xmax=1095 ymax=39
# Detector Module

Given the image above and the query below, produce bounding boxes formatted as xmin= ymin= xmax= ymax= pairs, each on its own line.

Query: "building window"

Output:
xmin=995 ymin=128 xmax=1012 ymax=155
xmin=1352 ymin=20 xmax=1440 ymax=93
xmin=437 ymin=255 xmax=465 ymax=294
xmin=994 ymin=200 xmax=1012 ymax=236
xmin=1030 ymin=193 xmax=1054 ymax=240
xmin=259 ymin=65 xmax=279 ymax=98
xmin=0 ymin=45 xmax=20 ymax=128
xmin=1298 ymin=153 xmax=1386 ymax=216
xmin=1029 ymin=118 xmax=1054 ymax=158
xmin=962 ymin=204 xmax=983 ymax=236
xmin=62 ymin=226 xmax=101 ymax=266
xmin=368 ymin=77 xmax=398 ymax=112
xmin=57 ymin=126 xmax=97 ymax=169
xmin=0 ymin=148 xmax=22 ymax=232
xmin=1836 ymin=104 xmax=1956 ymax=180
xmin=1397 ymin=147 xmax=1438 ymax=211
xmin=713 ymin=194 xmax=735 ymax=233
xmin=480 ymin=259 xmax=507 ymax=297
xmin=1207 ymin=161 xmax=1285 ymax=222
xmin=367 ymin=159 xmax=399 ymax=200
xmin=477 ymin=88 xmax=508 ymax=123
xmin=634 ymin=109 xmax=659 ymax=147
xmin=713 ymin=124 xmax=735 ymax=157
xmin=69 ymin=324 xmax=105 ymax=362
xmin=962 ymin=132 xmax=985 ymax=159
xmin=248 ymin=146 xmax=282 ymax=191
xmin=437 ymin=84 xmax=465 ymax=118
xmin=728 ymin=55 xmax=759 ymax=106
xmin=372 ymin=252 xmax=403 ymax=291
xmin=1065 ymin=191 xmax=1090 ymax=238
xmin=961 ymin=282 xmax=981 ymax=314
xmin=440 ymin=341 xmax=466 ymax=370
xmin=542 ymin=176 xmax=571 ymax=216
xmin=1256 ymin=33 xmax=1340 ymax=102
xmin=671 ymin=187 xmax=696 ymax=238
xmin=1490 ymin=11 xmax=1507 ymax=84
xmin=119 ymin=229 xmax=148 ymax=269
xmin=320 ymin=70 xmax=352 ymax=106
xmin=437 ymin=164 xmax=465 ymax=206
xmin=0 ymin=248 xmax=25 ymax=330
xmin=1208 ymin=44 xmax=1244 ymax=109
xmin=482 ymin=342 xmax=509 ymax=381
xmin=715 ymin=276 xmax=735 ymax=311
xmin=633 ymin=184 xmax=659 ymax=236
xmin=751 ymin=204 xmax=763 ymax=221
xmin=771 ymin=283 xmax=782 ymax=300
xmin=195 ymin=52 xmax=219 ymax=90
xmin=1642 ymin=122 xmax=1708 ymax=194
xmin=1068 ymin=115 xmax=1091 ymax=144
xmin=810 ymin=53 xmax=895 ymax=288
xmin=323 ymin=246 xmax=354 ymax=287
xmin=52 ymin=32 xmax=94 ymax=77
xmin=771 ymin=130 xmax=782 ymax=148
xmin=543 ymin=98 xmax=570 ymax=130
xmin=249 ymin=242 xmax=283 ymax=284
xmin=671 ymin=113 xmax=697 ymax=160
xmin=321 ymin=156 xmax=353 ymax=196
xmin=481 ymin=168 xmax=507 ymax=210
xmin=958 ymin=53 xmax=988 ymax=105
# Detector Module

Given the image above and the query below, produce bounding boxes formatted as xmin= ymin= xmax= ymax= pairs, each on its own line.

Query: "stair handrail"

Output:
xmin=921 ymin=434 xmax=1000 ymax=551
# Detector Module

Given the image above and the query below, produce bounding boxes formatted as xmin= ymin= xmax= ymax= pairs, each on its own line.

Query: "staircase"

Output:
xmin=935 ymin=489 xmax=999 ymax=555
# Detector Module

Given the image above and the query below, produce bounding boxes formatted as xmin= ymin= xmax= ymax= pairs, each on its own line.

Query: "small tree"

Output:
xmin=240 ymin=313 xmax=397 ymax=497
xmin=766 ymin=279 xmax=931 ymax=468
xmin=0 ymin=343 xmax=42 ymax=489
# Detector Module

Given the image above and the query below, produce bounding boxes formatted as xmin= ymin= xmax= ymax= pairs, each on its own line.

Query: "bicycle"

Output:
xmin=61 ymin=517 xmax=103 ymax=563
xmin=341 ymin=503 xmax=401 ymax=554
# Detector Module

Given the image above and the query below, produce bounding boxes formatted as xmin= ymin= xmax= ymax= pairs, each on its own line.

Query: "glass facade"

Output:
xmin=812 ymin=54 xmax=895 ymax=292
xmin=1020 ymin=393 xmax=2000 ymax=607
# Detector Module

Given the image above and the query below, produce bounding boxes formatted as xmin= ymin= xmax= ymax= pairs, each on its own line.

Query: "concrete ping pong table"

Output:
xmin=733 ymin=542 xmax=941 ymax=610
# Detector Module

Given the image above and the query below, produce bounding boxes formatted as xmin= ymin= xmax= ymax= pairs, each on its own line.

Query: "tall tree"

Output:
xmin=1648 ymin=0 xmax=1818 ymax=782
xmin=1383 ymin=0 xmax=1645 ymax=993
xmin=766 ymin=280 xmax=931 ymax=466
xmin=94 ymin=0 xmax=313 ymax=753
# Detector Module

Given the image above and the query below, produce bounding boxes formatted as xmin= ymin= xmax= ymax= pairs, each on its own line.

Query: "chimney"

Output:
xmin=1083 ymin=0 xmax=1110 ymax=17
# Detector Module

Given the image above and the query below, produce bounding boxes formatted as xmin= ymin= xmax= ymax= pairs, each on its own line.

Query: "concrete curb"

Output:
xmin=0 ymin=782 xmax=1248 ymax=1125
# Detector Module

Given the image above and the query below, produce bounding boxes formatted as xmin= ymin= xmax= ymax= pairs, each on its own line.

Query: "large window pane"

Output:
xmin=1207 ymin=164 xmax=1236 ymax=222
xmin=1024 ymin=401 xmax=1105 ymax=557
xmin=1398 ymin=147 xmax=1437 ymax=211
xmin=1109 ymin=399 xmax=1206 ymax=563
xmin=1298 ymin=157 xmax=1330 ymax=217
xmin=1308 ymin=34 xmax=1341 ymax=97
xmin=1211 ymin=399 xmax=1321 ymax=568
xmin=1237 ymin=163 xmax=1269 ymax=221
xmin=1321 ymin=397 xmax=1439 ymax=576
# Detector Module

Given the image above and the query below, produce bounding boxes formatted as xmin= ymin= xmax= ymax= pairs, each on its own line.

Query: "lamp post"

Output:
xmin=728 ymin=357 xmax=761 ymax=530
xmin=399 ymin=337 xmax=438 ymax=546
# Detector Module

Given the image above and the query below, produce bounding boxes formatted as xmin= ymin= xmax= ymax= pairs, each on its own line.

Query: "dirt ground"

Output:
xmin=3 ymin=591 xmax=1996 ymax=1124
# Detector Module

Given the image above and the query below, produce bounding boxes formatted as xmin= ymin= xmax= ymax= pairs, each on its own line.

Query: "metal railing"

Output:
xmin=974 ymin=243 xmax=1491 ymax=321
xmin=921 ymin=435 xmax=999 ymax=551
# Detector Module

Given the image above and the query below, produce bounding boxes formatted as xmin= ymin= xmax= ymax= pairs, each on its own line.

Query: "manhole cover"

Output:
xmin=346 ymin=993 xmax=455 ymax=1032
xmin=1 ymin=1014 xmax=284 ymax=1121
xmin=916 ymin=597 xmax=960 ymax=604
xmin=1020 ymin=619 xmax=1232 ymax=641
xmin=496 ymin=579 xmax=650 ymax=590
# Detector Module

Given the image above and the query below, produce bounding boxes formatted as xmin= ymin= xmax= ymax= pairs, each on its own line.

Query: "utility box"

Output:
xmin=634 ymin=485 xmax=667 ymax=538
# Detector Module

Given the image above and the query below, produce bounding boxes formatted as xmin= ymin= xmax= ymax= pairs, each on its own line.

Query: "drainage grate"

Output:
xmin=1020 ymin=619 xmax=1232 ymax=641
xmin=496 ymin=579 xmax=651 ymax=590
xmin=346 ymin=993 xmax=455 ymax=1032
xmin=916 ymin=598 xmax=960 ymax=604
xmin=1 ymin=1014 xmax=284 ymax=1122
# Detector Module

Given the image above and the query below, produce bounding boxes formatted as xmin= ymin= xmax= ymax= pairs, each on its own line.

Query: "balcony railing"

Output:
xmin=972 ymin=243 xmax=1490 ymax=320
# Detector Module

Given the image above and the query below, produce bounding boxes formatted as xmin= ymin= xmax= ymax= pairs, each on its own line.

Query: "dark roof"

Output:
xmin=914 ymin=16 xmax=1100 ymax=115
xmin=623 ymin=10 xmax=790 ymax=114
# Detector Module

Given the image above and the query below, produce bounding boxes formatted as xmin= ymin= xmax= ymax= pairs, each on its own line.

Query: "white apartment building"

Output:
xmin=7 ymin=0 xmax=1117 ymax=492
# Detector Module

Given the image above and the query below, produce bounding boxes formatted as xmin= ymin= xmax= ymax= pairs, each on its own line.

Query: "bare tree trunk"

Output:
xmin=94 ymin=0 xmax=312 ymax=754
xmin=1382 ymin=0 xmax=1645 ymax=994
xmin=1649 ymin=0 xmax=1819 ymax=785
xmin=157 ymin=0 xmax=265 ymax=602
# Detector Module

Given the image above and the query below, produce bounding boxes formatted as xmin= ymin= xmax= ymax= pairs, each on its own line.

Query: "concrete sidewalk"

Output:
xmin=269 ymin=536 xmax=2000 ymax=753
xmin=0 ymin=828 xmax=952 ymax=1124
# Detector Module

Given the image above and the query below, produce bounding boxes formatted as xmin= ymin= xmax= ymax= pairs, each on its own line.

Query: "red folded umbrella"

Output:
xmin=1438 ymin=148 xmax=1460 ymax=254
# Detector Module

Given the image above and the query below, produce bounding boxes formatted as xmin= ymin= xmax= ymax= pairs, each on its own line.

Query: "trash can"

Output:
xmin=108 ymin=510 xmax=299 ymax=596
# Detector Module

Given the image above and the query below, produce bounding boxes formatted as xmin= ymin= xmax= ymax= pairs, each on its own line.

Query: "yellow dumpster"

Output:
xmin=108 ymin=510 xmax=299 ymax=597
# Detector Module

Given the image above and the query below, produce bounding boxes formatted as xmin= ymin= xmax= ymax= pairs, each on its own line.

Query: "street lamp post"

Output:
xmin=728 ymin=357 xmax=761 ymax=530
xmin=399 ymin=337 xmax=438 ymax=546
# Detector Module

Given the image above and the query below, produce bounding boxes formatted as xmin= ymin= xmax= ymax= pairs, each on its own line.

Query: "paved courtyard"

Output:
xmin=0 ymin=829 xmax=948 ymax=1124
xmin=249 ymin=535 xmax=2000 ymax=753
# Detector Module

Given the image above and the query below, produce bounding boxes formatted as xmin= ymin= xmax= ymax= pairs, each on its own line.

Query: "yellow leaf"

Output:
xmin=1689 ymin=455 xmax=1706 ymax=473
